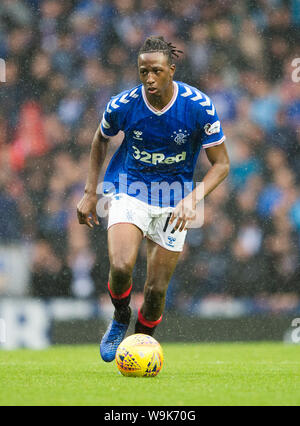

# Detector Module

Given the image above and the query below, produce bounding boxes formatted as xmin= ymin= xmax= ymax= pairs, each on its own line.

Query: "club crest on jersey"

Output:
xmin=204 ymin=121 xmax=220 ymax=136
xmin=171 ymin=129 xmax=190 ymax=145
xmin=133 ymin=130 xmax=143 ymax=140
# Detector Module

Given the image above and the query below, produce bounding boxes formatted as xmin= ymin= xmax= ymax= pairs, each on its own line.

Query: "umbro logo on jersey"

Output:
xmin=133 ymin=130 xmax=143 ymax=140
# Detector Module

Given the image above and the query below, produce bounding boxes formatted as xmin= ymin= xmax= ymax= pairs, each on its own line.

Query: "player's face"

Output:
xmin=138 ymin=52 xmax=175 ymax=96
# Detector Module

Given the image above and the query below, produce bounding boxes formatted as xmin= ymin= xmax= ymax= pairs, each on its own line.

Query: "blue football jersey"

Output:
xmin=100 ymin=81 xmax=226 ymax=207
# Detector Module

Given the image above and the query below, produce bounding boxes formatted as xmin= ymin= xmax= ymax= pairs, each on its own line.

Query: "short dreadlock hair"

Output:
xmin=139 ymin=36 xmax=183 ymax=65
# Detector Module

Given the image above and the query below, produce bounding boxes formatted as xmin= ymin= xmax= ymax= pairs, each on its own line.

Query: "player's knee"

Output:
xmin=144 ymin=284 xmax=167 ymax=304
xmin=110 ymin=261 xmax=133 ymax=285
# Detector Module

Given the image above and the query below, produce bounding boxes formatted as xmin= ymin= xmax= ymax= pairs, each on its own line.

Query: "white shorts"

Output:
xmin=107 ymin=193 xmax=187 ymax=252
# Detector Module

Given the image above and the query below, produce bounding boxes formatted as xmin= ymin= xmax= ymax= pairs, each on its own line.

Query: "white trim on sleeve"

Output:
xmin=100 ymin=123 xmax=110 ymax=139
xmin=203 ymin=135 xmax=226 ymax=149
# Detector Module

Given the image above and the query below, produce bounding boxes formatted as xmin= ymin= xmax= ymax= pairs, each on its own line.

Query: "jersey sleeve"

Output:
xmin=99 ymin=97 xmax=123 ymax=138
xmin=197 ymin=97 xmax=226 ymax=149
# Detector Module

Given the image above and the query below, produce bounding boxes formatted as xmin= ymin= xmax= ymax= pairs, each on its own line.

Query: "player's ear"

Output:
xmin=170 ymin=64 xmax=176 ymax=77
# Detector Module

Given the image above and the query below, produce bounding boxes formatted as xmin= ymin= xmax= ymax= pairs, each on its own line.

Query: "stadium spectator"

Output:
xmin=0 ymin=0 xmax=299 ymax=303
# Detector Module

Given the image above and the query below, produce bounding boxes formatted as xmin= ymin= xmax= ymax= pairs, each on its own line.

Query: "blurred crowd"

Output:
xmin=0 ymin=0 xmax=300 ymax=304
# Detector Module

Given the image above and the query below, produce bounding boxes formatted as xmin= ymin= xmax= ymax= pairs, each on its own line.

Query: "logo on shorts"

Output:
xmin=133 ymin=130 xmax=143 ymax=140
xmin=171 ymin=130 xmax=190 ymax=145
xmin=126 ymin=209 xmax=134 ymax=221
xmin=167 ymin=236 xmax=176 ymax=247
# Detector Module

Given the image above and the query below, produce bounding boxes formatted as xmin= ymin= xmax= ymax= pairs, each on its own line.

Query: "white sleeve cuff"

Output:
xmin=203 ymin=135 xmax=226 ymax=149
xmin=100 ymin=124 xmax=110 ymax=139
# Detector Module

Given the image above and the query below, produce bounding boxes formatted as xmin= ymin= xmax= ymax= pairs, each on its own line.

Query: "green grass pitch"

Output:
xmin=1 ymin=342 xmax=300 ymax=406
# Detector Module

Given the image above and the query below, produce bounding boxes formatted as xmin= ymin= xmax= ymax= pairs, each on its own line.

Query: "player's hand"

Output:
xmin=169 ymin=195 xmax=197 ymax=232
xmin=77 ymin=192 xmax=100 ymax=229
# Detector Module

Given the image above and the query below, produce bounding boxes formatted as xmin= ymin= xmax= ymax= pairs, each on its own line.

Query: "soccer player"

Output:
xmin=77 ymin=36 xmax=230 ymax=362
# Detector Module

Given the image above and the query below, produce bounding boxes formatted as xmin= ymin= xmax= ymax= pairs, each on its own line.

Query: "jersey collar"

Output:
xmin=142 ymin=81 xmax=178 ymax=116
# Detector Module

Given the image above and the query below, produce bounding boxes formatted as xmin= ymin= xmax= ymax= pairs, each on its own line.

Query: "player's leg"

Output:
xmin=100 ymin=223 xmax=143 ymax=362
xmin=135 ymin=238 xmax=180 ymax=336
xmin=108 ymin=223 xmax=143 ymax=322
xmin=105 ymin=193 xmax=149 ymax=325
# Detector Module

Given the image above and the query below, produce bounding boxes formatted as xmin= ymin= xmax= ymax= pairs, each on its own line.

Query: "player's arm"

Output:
xmin=170 ymin=142 xmax=230 ymax=232
xmin=77 ymin=126 xmax=109 ymax=228
xmin=201 ymin=142 xmax=230 ymax=198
